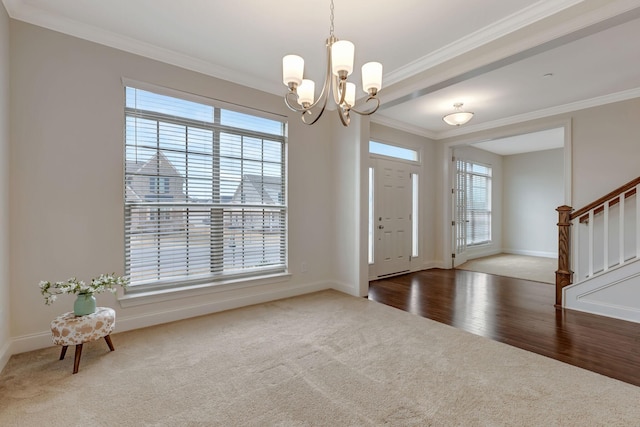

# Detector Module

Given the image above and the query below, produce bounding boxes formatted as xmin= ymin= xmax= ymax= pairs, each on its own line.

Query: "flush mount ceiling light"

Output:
xmin=282 ymin=0 xmax=383 ymax=127
xmin=443 ymin=103 xmax=474 ymax=126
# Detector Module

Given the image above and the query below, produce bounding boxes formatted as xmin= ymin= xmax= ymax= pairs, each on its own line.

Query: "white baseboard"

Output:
xmin=422 ymin=260 xmax=445 ymax=270
xmin=467 ymin=248 xmax=502 ymax=260
xmin=10 ymin=331 xmax=53 ymax=356
xmin=331 ymin=281 xmax=359 ymax=296
xmin=116 ymin=281 xmax=332 ymax=334
xmin=0 ymin=340 xmax=11 ymax=375
xmin=503 ymin=248 xmax=557 ymax=258
xmin=8 ymin=281 xmax=334 ymax=356
xmin=465 ymin=244 xmax=503 ymax=260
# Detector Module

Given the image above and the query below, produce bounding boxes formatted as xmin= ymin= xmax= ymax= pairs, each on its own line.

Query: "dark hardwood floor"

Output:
xmin=368 ymin=268 xmax=640 ymax=387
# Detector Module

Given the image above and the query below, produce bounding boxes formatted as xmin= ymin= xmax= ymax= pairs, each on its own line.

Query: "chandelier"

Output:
xmin=282 ymin=0 xmax=383 ymax=127
xmin=443 ymin=103 xmax=474 ymax=126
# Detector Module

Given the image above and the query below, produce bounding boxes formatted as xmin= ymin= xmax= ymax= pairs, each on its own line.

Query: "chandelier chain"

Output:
xmin=329 ymin=0 xmax=335 ymax=37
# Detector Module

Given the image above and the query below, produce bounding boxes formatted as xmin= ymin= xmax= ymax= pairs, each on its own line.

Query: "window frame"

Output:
xmin=457 ymin=159 xmax=492 ymax=247
xmin=122 ymin=80 xmax=289 ymax=299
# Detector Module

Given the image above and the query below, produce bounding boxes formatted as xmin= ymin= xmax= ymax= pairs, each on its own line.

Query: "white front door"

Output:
xmin=374 ymin=158 xmax=412 ymax=277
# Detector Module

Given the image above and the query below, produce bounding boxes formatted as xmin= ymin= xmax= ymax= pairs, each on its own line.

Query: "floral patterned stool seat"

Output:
xmin=50 ymin=307 xmax=116 ymax=374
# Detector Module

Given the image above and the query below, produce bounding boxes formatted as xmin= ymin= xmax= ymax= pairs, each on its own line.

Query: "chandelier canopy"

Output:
xmin=282 ymin=0 xmax=383 ymax=127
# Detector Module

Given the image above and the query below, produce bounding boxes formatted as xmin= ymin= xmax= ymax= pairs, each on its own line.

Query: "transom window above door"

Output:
xmin=369 ymin=141 xmax=418 ymax=162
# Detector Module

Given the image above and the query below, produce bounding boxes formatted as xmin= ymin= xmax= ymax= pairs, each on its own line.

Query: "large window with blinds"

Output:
xmin=124 ymin=85 xmax=287 ymax=292
xmin=456 ymin=160 xmax=492 ymax=246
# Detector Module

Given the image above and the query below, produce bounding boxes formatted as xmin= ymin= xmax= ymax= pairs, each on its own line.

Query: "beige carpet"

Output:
xmin=2 ymin=290 xmax=639 ymax=426
xmin=457 ymin=253 xmax=556 ymax=284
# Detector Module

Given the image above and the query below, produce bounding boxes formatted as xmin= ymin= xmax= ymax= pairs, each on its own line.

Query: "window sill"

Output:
xmin=117 ymin=272 xmax=292 ymax=308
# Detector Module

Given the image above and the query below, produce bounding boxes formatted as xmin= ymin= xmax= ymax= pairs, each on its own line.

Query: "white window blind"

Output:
xmin=457 ymin=160 xmax=492 ymax=246
xmin=124 ymin=86 xmax=287 ymax=291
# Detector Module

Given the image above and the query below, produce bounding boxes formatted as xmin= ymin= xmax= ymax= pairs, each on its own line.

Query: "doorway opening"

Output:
xmin=449 ymin=125 xmax=570 ymax=281
xmin=368 ymin=140 xmax=420 ymax=279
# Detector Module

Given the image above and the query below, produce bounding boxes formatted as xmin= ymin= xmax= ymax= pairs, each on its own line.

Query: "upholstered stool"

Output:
xmin=50 ymin=307 xmax=116 ymax=374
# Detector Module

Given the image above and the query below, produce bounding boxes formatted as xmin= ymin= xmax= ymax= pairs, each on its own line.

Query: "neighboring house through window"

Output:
xmin=150 ymin=176 xmax=170 ymax=194
xmin=124 ymin=84 xmax=287 ymax=292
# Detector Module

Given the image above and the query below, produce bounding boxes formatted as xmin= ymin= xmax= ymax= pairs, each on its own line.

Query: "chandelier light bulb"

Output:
xmin=344 ymin=82 xmax=356 ymax=107
xmin=282 ymin=55 xmax=304 ymax=87
xmin=297 ymin=79 xmax=316 ymax=106
xmin=362 ymin=62 xmax=382 ymax=94
xmin=331 ymin=40 xmax=355 ymax=77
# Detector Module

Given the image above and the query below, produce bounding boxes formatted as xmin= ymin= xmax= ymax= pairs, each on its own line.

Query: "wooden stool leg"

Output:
xmin=104 ymin=335 xmax=115 ymax=352
xmin=73 ymin=344 xmax=83 ymax=374
xmin=59 ymin=345 xmax=68 ymax=360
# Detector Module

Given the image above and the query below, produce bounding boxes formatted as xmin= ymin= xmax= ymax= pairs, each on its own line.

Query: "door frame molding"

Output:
xmin=368 ymin=154 xmax=421 ymax=280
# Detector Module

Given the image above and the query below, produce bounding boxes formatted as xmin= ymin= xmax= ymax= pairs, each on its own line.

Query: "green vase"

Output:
xmin=74 ymin=294 xmax=96 ymax=316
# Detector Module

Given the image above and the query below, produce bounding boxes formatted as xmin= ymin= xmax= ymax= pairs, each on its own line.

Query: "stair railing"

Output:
xmin=556 ymin=176 xmax=640 ymax=307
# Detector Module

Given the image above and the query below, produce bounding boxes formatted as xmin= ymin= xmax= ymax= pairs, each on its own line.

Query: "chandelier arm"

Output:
xmin=336 ymin=78 xmax=347 ymax=107
xmin=284 ymin=91 xmax=328 ymax=126
xmin=332 ymin=73 xmax=340 ymax=105
xmin=284 ymin=91 xmax=307 ymax=113
xmin=302 ymin=38 xmax=333 ymax=113
xmin=337 ymin=106 xmax=350 ymax=126
xmin=350 ymin=96 xmax=381 ymax=116
xmin=284 ymin=39 xmax=335 ymax=124
xmin=300 ymin=102 xmax=327 ymax=126
xmin=309 ymin=43 xmax=334 ymax=112
xmin=298 ymin=64 xmax=332 ymax=125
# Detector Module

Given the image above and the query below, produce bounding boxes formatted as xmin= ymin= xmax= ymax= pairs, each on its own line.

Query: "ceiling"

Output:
xmin=471 ymin=127 xmax=565 ymax=156
xmin=4 ymin=0 xmax=640 ymax=152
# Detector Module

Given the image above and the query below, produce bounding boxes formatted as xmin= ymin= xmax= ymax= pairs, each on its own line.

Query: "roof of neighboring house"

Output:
xmin=129 ymin=152 xmax=183 ymax=177
xmin=125 ymin=185 xmax=143 ymax=202
xmin=126 ymin=152 xmax=186 ymax=201
xmin=232 ymin=174 xmax=282 ymax=205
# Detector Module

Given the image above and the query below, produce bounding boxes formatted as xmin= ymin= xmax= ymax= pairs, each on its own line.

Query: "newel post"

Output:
xmin=556 ymin=205 xmax=573 ymax=307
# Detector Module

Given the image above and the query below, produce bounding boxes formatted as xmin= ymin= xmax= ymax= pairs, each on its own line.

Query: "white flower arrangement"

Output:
xmin=39 ymin=273 xmax=128 ymax=305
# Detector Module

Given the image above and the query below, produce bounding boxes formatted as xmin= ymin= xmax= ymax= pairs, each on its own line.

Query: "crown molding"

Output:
xmin=370 ymin=115 xmax=438 ymax=140
xmin=384 ymin=0 xmax=585 ymax=87
xmin=435 ymin=87 xmax=640 ymax=140
xmin=1 ymin=0 xmax=282 ymax=95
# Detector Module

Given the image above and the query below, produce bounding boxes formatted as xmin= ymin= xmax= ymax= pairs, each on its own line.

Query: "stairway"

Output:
xmin=557 ymin=177 xmax=640 ymax=323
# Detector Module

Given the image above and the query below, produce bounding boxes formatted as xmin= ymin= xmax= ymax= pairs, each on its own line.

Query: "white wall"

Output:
xmin=0 ymin=2 xmax=11 ymax=371
xmin=572 ymin=98 xmax=640 ymax=208
xmin=502 ymin=148 xmax=564 ymax=257
xmin=331 ymin=115 xmax=369 ymax=296
xmin=8 ymin=21 xmax=337 ymax=355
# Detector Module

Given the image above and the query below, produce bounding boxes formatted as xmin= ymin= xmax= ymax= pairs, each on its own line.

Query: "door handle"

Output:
xmin=378 ymin=225 xmax=384 ymax=229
